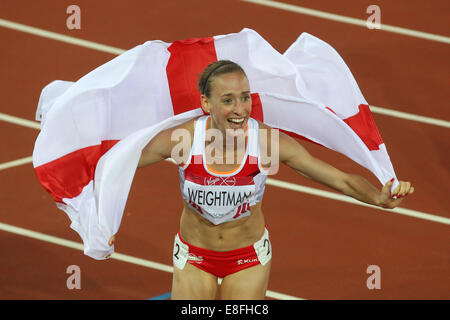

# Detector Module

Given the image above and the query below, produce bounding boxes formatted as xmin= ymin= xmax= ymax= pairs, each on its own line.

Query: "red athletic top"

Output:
xmin=178 ymin=116 xmax=268 ymax=225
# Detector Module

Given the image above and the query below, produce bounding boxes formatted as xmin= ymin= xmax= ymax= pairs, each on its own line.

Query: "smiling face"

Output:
xmin=200 ymin=71 xmax=252 ymax=136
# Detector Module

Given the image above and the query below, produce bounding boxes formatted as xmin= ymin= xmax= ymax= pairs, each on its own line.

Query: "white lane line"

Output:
xmin=1 ymin=102 xmax=449 ymax=133
xmin=0 ymin=221 xmax=303 ymax=300
xmin=370 ymin=106 xmax=450 ymax=128
xmin=240 ymin=0 xmax=450 ymax=44
xmin=0 ymin=112 xmax=41 ymax=129
xmin=0 ymin=18 xmax=125 ymax=55
xmin=2 ymin=152 xmax=449 ymax=225
xmin=0 ymin=156 xmax=33 ymax=171
xmin=0 ymin=18 xmax=449 ymax=127
xmin=2 ymin=107 xmax=448 ymax=225
xmin=3 ymin=4 xmax=449 ymax=46
xmin=2 ymin=152 xmax=447 ymax=226
xmin=266 ymin=178 xmax=450 ymax=225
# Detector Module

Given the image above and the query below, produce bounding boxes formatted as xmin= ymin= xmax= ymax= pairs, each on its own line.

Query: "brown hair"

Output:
xmin=198 ymin=60 xmax=247 ymax=97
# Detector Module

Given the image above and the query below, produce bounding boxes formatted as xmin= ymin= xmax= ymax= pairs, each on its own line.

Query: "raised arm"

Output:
xmin=138 ymin=128 xmax=174 ymax=168
xmin=138 ymin=119 xmax=194 ymax=168
xmin=108 ymin=120 xmax=194 ymax=247
xmin=275 ymin=129 xmax=414 ymax=209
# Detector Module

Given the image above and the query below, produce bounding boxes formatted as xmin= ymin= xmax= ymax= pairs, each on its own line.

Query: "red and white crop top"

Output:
xmin=178 ymin=116 xmax=268 ymax=225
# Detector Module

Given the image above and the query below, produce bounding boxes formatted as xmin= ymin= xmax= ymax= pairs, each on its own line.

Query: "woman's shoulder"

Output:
xmin=254 ymin=118 xmax=295 ymax=152
xmin=254 ymin=119 xmax=291 ymax=141
xmin=254 ymin=119 xmax=271 ymax=130
xmin=254 ymin=119 xmax=277 ymax=142
xmin=149 ymin=116 xmax=200 ymax=151
xmin=165 ymin=115 xmax=203 ymax=136
xmin=165 ymin=115 xmax=205 ymax=148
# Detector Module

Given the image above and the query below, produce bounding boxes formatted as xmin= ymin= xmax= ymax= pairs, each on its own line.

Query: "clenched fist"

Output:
xmin=379 ymin=179 xmax=414 ymax=209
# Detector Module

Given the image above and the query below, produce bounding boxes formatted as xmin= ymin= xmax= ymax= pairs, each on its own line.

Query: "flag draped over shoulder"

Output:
xmin=33 ymin=28 xmax=397 ymax=260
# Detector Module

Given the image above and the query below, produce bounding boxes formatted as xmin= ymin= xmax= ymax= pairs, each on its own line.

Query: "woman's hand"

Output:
xmin=108 ymin=235 xmax=116 ymax=246
xmin=379 ymin=179 xmax=415 ymax=209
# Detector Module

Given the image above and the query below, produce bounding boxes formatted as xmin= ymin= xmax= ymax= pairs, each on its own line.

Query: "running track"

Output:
xmin=0 ymin=0 xmax=449 ymax=299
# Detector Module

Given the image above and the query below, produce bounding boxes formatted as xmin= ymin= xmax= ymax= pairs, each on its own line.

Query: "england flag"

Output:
xmin=33 ymin=28 xmax=397 ymax=259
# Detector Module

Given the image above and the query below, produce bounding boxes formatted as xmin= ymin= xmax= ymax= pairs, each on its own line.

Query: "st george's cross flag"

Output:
xmin=33 ymin=28 xmax=397 ymax=260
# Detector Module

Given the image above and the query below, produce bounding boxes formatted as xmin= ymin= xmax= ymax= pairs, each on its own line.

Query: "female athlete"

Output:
xmin=109 ymin=60 xmax=414 ymax=300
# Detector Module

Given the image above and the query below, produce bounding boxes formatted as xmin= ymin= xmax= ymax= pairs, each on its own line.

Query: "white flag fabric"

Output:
xmin=33 ymin=28 xmax=397 ymax=260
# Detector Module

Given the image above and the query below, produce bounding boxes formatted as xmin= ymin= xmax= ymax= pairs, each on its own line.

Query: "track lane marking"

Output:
xmin=0 ymin=18 xmax=124 ymax=55
xmin=1 ymin=155 xmax=449 ymax=226
xmin=0 ymin=221 xmax=303 ymax=300
xmin=369 ymin=106 xmax=450 ymax=128
xmin=0 ymin=156 xmax=33 ymax=171
xmin=240 ymin=0 xmax=450 ymax=44
xmin=0 ymin=19 xmax=449 ymax=127
xmin=266 ymin=178 xmax=450 ymax=225
xmin=0 ymin=113 xmax=41 ymax=129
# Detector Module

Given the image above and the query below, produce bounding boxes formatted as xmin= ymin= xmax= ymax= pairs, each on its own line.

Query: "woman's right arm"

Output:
xmin=138 ymin=118 xmax=195 ymax=168
xmin=109 ymin=129 xmax=172 ymax=248
xmin=109 ymin=123 xmax=190 ymax=247
xmin=138 ymin=128 xmax=174 ymax=168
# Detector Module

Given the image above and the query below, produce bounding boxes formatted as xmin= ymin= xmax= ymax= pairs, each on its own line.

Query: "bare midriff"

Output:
xmin=179 ymin=201 xmax=265 ymax=252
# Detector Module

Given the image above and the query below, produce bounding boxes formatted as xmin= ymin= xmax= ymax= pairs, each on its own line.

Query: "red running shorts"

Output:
xmin=173 ymin=228 xmax=272 ymax=278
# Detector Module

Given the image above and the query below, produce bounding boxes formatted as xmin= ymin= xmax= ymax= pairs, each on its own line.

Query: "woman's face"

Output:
xmin=201 ymin=72 xmax=252 ymax=135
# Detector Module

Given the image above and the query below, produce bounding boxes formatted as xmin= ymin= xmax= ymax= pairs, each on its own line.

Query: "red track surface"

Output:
xmin=0 ymin=0 xmax=449 ymax=299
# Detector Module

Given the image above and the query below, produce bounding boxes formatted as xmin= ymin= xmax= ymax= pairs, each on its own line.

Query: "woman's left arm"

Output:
xmin=276 ymin=130 xmax=414 ymax=209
